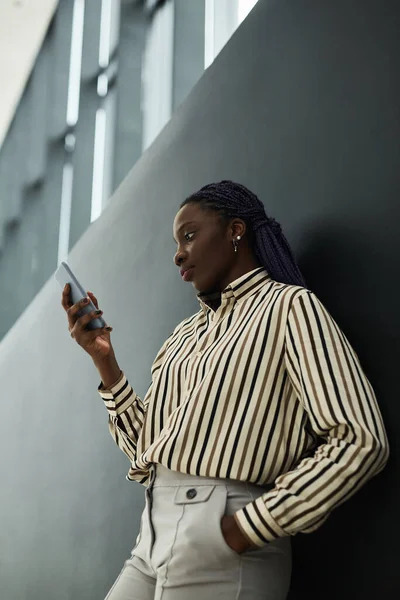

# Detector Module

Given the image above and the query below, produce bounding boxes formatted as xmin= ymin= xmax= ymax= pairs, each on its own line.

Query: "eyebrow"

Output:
xmin=173 ymin=221 xmax=198 ymax=243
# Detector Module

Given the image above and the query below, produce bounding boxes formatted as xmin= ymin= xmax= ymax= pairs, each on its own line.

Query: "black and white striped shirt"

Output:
xmin=98 ymin=267 xmax=388 ymax=547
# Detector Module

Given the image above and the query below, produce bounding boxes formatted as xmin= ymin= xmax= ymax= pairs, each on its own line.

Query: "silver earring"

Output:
xmin=233 ymin=235 xmax=241 ymax=253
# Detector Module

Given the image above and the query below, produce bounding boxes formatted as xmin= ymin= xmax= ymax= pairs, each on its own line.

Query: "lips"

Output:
xmin=181 ymin=267 xmax=195 ymax=281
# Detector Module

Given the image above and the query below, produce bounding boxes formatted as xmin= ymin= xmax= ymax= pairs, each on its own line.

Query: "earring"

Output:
xmin=233 ymin=235 xmax=241 ymax=253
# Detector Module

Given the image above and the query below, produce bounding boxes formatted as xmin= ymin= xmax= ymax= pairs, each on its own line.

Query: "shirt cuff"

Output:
xmin=98 ymin=370 xmax=125 ymax=394
xmin=98 ymin=371 xmax=134 ymax=418
xmin=234 ymin=495 xmax=288 ymax=547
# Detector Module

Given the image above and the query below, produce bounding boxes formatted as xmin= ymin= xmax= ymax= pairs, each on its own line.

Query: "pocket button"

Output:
xmin=186 ymin=488 xmax=197 ymax=500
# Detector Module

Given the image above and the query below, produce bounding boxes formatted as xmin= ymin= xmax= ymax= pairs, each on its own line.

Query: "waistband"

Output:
xmin=150 ymin=463 xmax=271 ymax=495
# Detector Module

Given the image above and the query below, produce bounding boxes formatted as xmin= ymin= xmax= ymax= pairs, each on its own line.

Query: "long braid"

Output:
xmin=181 ymin=180 xmax=306 ymax=287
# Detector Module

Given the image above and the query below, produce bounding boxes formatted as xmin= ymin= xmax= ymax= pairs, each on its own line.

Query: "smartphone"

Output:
xmin=55 ymin=261 xmax=106 ymax=331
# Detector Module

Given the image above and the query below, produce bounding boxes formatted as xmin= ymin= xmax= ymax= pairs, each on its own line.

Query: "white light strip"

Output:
xmin=57 ymin=163 xmax=74 ymax=265
xmin=97 ymin=73 xmax=109 ymax=97
xmin=237 ymin=0 xmax=258 ymax=25
xmin=204 ymin=0 xmax=215 ymax=69
xmin=66 ymin=0 xmax=85 ymax=127
xmin=141 ymin=0 xmax=175 ymax=151
xmin=99 ymin=0 xmax=112 ymax=69
xmin=91 ymin=108 xmax=107 ymax=223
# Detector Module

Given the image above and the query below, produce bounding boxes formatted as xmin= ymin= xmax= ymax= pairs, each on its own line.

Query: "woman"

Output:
xmin=62 ymin=181 xmax=388 ymax=600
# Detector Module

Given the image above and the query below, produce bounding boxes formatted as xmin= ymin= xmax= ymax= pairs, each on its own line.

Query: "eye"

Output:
xmin=184 ymin=232 xmax=195 ymax=241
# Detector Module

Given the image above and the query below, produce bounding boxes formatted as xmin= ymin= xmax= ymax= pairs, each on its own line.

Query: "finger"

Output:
xmin=88 ymin=325 xmax=113 ymax=337
xmin=66 ymin=296 xmax=90 ymax=329
xmin=61 ymin=284 xmax=73 ymax=311
xmin=76 ymin=309 xmax=104 ymax=330
xmin=87 ymin=291 xmax=99 ymax=310
xmin=76 ymin=324 xmax=113 ymax=341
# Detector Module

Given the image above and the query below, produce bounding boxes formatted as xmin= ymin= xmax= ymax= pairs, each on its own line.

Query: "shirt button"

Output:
xmin=186 ymin=488 xmax=197 ymax=500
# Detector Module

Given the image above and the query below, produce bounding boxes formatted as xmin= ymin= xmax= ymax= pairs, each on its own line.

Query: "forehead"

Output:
xmin=173 ymin=202 xmax=210 ymax=231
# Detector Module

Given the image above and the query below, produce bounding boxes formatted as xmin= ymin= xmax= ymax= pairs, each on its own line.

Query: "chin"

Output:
xmin=190 ymin=278 xmax=202 ymax=292
xmin=191 ymin=272 xmax=219 ymax=294
xmin=191 ymin=280 xmax=201 ymax=292
xmin=194 ymin=281 xmax=217 ymax=295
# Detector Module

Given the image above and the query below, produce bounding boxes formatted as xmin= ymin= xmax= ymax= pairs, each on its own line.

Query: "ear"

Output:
xmin=229 ymin=218 xmax=247 ymax=240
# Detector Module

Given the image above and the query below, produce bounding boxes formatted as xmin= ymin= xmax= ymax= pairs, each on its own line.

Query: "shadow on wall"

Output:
xmin=297 ymin=215 xmax=397 ymax=379
xmin=289 ymin=466 xmax=394 ymax=600
xmin=288 ymin=217 xmax=396 ymax=599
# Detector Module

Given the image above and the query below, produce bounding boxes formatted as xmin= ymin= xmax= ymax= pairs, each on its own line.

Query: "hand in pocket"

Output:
xmin=220 ymin=514 xmax=253 ymax=555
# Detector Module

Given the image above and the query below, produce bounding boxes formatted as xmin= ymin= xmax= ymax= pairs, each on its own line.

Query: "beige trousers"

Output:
xmin=105 ymin=464 xmax=291 ymax=600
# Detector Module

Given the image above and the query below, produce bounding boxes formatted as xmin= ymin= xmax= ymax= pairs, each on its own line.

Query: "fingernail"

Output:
xmin=95 ymin=310 xmax=102 ymax=315
xmin=105 ymin=326 xmax=112 ymax=331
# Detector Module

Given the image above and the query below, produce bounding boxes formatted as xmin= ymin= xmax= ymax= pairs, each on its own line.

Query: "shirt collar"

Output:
xmin=197 ymin=267 xmax=271 ymax=314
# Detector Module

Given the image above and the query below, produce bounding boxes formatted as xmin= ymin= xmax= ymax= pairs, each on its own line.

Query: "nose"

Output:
xmin=173 ymin=247 xmax=187 ymax=267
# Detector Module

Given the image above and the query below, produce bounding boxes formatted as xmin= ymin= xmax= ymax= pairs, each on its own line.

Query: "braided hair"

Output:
xmin=181 ymin=180 xmax=306 ymax=287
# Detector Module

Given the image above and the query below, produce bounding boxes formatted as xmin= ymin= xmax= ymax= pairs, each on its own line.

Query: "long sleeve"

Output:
xmin=234 ymin=290 xmax=389 ymax=547
xmin=98 ymin=332 xmax=174 ymax=474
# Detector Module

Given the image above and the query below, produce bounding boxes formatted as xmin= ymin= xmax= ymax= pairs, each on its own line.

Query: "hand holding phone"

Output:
xmin=56 ymin=262 xmax=114 ymax=361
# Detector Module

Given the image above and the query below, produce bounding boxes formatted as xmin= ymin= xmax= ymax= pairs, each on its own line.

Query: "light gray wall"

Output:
xmin=0 ymin=0 xmax=398 ymax=598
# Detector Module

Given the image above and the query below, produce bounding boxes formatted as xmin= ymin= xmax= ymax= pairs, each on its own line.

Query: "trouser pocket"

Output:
xmin=171 ymin=484 xmax=240 ymax=571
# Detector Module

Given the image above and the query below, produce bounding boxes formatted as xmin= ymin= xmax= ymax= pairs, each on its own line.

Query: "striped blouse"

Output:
xmin=98 ymin=267 xmax=389 ymax=548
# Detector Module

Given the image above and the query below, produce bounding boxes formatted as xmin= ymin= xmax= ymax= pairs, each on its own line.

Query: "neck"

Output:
xmin=218 ymin=256 xmax=261 ymax=293
xmin=199 ymin=256 xmax=262 ymax=311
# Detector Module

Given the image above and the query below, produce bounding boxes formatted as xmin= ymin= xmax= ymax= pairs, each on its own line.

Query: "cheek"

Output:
xmin=196 ymin=243 xmax=229 ymax=277
xmin=200 ymin=234 xmax=228 ymax=258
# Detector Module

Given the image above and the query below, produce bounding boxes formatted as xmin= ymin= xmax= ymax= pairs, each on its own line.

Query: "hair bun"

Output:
xmin=252 ymin=215 xmax=282 ymax=235
xmin=267 ymin=217 xmax=282 ymax=235
xmin=252 ymin=216 xmax=269 ymax=231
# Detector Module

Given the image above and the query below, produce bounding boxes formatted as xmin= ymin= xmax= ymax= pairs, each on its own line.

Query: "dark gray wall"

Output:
xmin=0 ymin=0 xmax=398 ymax=598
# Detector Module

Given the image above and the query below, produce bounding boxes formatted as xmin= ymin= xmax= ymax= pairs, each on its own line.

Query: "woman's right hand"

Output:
xmin=61 ymin=284 xmax=114 ymax=362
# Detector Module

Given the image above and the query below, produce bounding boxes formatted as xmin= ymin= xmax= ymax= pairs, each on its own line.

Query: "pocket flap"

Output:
xmin=174 ymin=484 xmax=216 ymax=504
